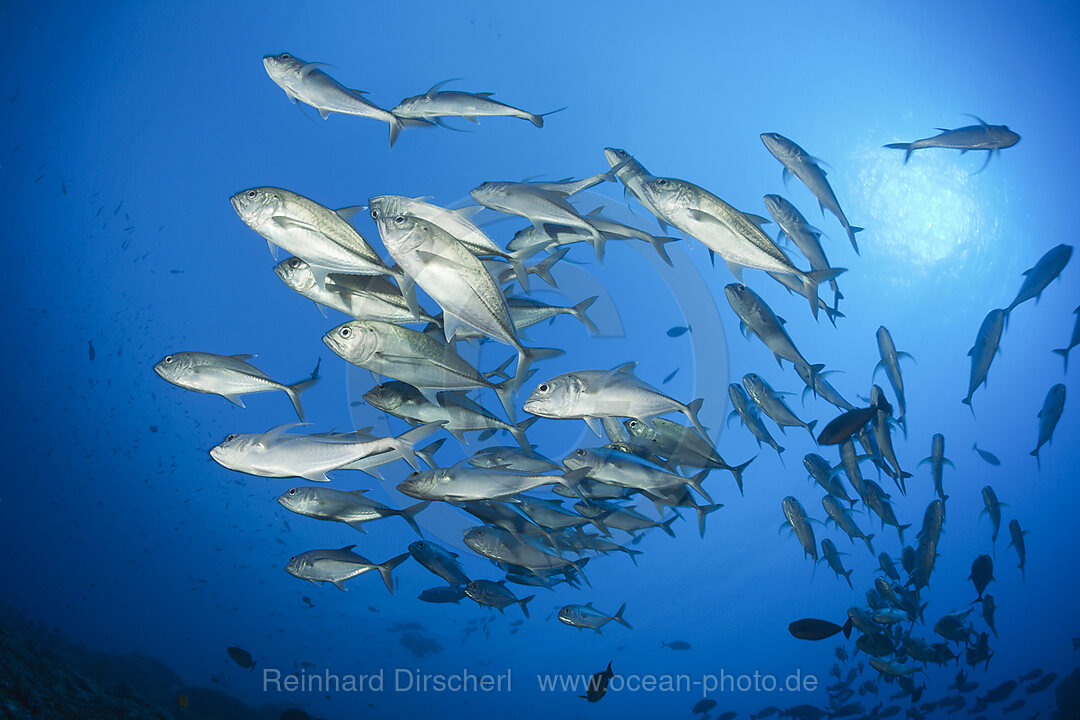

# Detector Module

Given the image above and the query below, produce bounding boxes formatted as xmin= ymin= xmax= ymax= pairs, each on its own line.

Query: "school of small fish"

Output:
xmin=151 ymin=53 xmax=1076 ymax=716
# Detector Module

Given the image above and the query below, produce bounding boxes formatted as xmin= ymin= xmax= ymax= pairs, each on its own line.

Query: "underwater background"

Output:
xmin=2 ymin=1 xmax=1079 ymax=718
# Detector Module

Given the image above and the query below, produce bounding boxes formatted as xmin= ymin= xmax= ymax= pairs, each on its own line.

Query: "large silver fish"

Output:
xmin=874 ymin=326 xmax=911 ymax=429
xmin=285 ymin=545 xmax=409 ymax=592
xmin=397 ymin=466 xmax=584 ymax=502
xmin=725 ymin=283 xmax=825 ymax=385
xmin=558 ymin=603 xmax=631 ymax=632
xmin=278 ymin=487 xmax=428 ymax=535
xmin=154 ymin=351 xmax=319 ymax=421
xmin=764 ymin=194 xmax=841 ymax=305
xmin=623 ymin=417 xmax=753 ymax=494
xmin=963 ymin=309 xmax=1006 ymax=412
xmin=210 ymin=422 xmax=442 ymax=482
xmin=1031 ymin=383 xmax=1066 ymax=468
xmin=391 ymin=79 xmax=561 ymax=128
xmin=884 ymin=116 xmax=1020 ymax=171
xmin=1005 ymin=244 xmax=1072 ymax=314
xmin=408 ymin=540 xmax=470 ymax=585
xmin=782 ymin=496 xmax=817 ymax=562
xmin=562 ymin=446 xmax=712 ymax=503
xmin=263 ymin=53 xmax=403 ymax=146
xmin=760 ymin=132 xmax=863 ymax=254
xmin=742 ymin=372 xmax=817 ymax=439
xmin=523 ymin=363 xmax=712 ymax=445
xmin=470 ymin=181 xmax=604 ymax=245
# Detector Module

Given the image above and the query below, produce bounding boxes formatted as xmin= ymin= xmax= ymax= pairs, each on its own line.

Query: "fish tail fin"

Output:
xmin=515 ymin=346 xmax=564 ymax=392
xmin=658 ymin=514 xmax=678 ymax=538
xmin=416 ymin=439 xmax=445 ymax=469
xmin=683 ymin=398 xmax=714 ymax=447
xmin=506 ymin=249 xmax=532 ymax=293
xmin=396 ymin=501 xmax=430 ymax=537
xmin=613 ymin=603 xmax=632 ymax=629
xmin=1030 ymin=448 xmax=1041 ymax=470
xmin=531 ymin=247 xmax=569 ymax=288
xmin=962 ymin=396 xmax=975 ymax=418
xmin=285 ymin=358 xmax=322 ymax=422
xmin=844 ymin=571 xmax=854 ymax=590
xmin=572 ymin=295 xmax=602 ymax=335
xmin=517 ymin=594 xmax=535 ymax=617
xmin=805 ymin=419 xmax=818 ymax=439
xmin=686 ymin=469 xmax=713 ymax=504
xmin=388 ymin=422 xmax=446 ymax=470
xmin=1052 ymin=347 xmax=1070 ymax=372
xmin=388 ymin=115 xmax=403 ymax=148
xmin=884 ymin=142 xmax=913 ymax=163
xmin=864 ymin=533 xmax=875 ymax=556
xmin=695 ymin=504 xmax=723 ymax=538
xmin=511 ymin=415 xmax=540 ymax=450
xmin=842 ymin=616 xmax=853 ymax=639
xmin=846 ymin=226 xmax=864 ymax=255
xmin=802 ymin=268 xmax=847 ymax=320
xmin=531 ymin=106 xmax=567 ymax=128
xmin=649 ymin=236 xmax=679 ymax=267
xmin=730 ymin=457 xmax=754 ymax=496
xmin=807 ymin=364 xmax=826 ymax=396
xmin=897 ymin=523 xmax=911 ymax=545
xmin=492 ymin=376 xmax=518 ymax=423
xmin=376 ymin=552 xmax=411 ymax=593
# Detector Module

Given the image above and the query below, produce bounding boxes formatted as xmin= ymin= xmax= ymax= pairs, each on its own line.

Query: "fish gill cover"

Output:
xmin=1 ymin=2 xmax=1079 ymax=720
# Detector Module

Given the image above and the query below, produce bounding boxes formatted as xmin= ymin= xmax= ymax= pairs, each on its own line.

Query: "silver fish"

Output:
xmin=764 ymin=194 xmax=841 ymax=304
xmin=962 ymin=308 xmax=1006 ymax=411
xmin=408 ymin=540 xmax=470 ymax=585
xmin=1008 ymin=519 xmax=1029 ymax=581
xmin=278 ymin=487 xmax=428 ymax=535
xmin=742 ymin=372 xmax=817 ymax=439
xmin=1006 ymin=244 xmax=1072 ymax=314
xmin=397 ymin=466 xmax=584 ymax=502
xmin=725 ymin=283 xmax=825 ymax=384
xmin=782 ymin=496 xmax=817 ymax=562
xmin=558 ymin=603 xmax=632 ymax=632
xmin=874 ymin=326 xmax=911 ymax=429
xmin=917 ymin=433 xmax=953 ymax=503
xmin=728 ymin=383 xmax=784 ymax=458
xmin=760 ymin=132 xmax=863 ymax=253
xmin=980 ymin=485 xmax=1004 ymax=546
xmin=263 ymin=53 xmax=403 ymax=146
xmin=822 ymin=495 xmax=875 ymax=555
xmin=285 ymin=546 xmax=409 ymax=592
xmin=470 ymin=181 xmax=604 ymax=245
xmin=563 ymin=447 xmax=711 ymax=503
xmin=1031 ymin=383 xmax=1066 ymax=468
xmin=154 ymin=351 xmax=319 ymax=421
xmin=623 ymin=417 xmax=753 ymax=494
xmin=821 ymin=538 xmax=853 ymax=589
xmin=883 ymin=116 xmax=1020 ymax=171
xmin=391 ymin=79 xmax=560 ymax=128
xmin=464 ymin=579 xmax=533 ymax=616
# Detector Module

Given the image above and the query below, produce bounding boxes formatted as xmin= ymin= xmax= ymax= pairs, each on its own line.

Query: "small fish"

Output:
xmin=692 ymin=699 xmax=717 ymax=715
xmin=972 ymin=443 xmax=1001 ymax=466
xmin=580 ymin=661 xmax=614 ymax=702
xmin=661 ymin=640 xmax=691 ymax=650
xmin=969 ymin=554 xmax=994 ymax=600
xmin=87 ymin=341 xmax=95 ymax=361
xmin=1006 ymin=244 xmax=1072 ymax=314
xmin=963 ymin=308 xmax=1006 ymax=412
xmin=662 ymin=368 xmax=679 ymax=384
xmin=788 ymin=617 xmax=853 ymax=641
xmin=884 ymin=116 xmax=1020 ymax=171
xmin=1053 ymin=305 xmax=1080 ymax=371
xmin=1008 ymin=519 xmax=1030 ymax=580
xmin=667 ymin=325 xmax=690 ymax=337
xmin=1031 ymin=383 xmax=1066 ymax=468
xmin=227 ymin=646 xmax=256 ymax=670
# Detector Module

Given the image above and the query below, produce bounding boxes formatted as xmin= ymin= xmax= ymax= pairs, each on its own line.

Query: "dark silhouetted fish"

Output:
xmin=788 ymin=617 xmax=853 ymax=641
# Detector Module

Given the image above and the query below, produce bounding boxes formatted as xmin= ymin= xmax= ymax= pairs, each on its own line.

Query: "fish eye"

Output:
xmin=225 ymin=434 xmax=236 ymax=442
xmin=370 ymin=209 xmax=378 ymax=220
xmin=394 ymin=215 xmax=406 ymax=225
xmin=538 ymin=383 xmax=549 ymax=393
xmin=657 ymin=179 xmax=668 ymax=187
xmin=164 ymin=355 xmax=173 ymax=364
xmin=628 ymin=420 xmax=638 ymax=428
xmin=247 ymin=190 xmax=256 ymax=198
xmin=287 ymin=488 xmax=297 ymax=496
xmin=339 ymin=327 xmax=351 ymax=338
xmin=288 ymin=258 xmax=301 ymax=268
xmin=281 ymin=53 xmax=290 ymax=59
xmin=575 ymin=449 xmax=586 ymax=456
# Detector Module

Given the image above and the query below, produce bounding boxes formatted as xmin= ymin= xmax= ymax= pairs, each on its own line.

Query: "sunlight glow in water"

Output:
xmin=851 ymin=142 xmax=999 ymax=279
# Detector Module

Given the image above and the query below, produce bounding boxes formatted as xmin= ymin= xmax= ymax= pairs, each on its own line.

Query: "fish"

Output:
xmin=623 ymin=416 xmax=754 ymax=494
xmin=820 ymin=538 xmax=854 ymax=589
xmin=417 ymin=585 xmax=466 ymax=604
xmin=804 ymin=453 xmax=856 ymax=507
xmin=969 ymin=554 xmax=995 ymax=600
xmin=87 ymin=340 xmax=95 ymax=360
xmin=972 ymin=442 xmax=1001 ymax=466
xmin=408 ymin=540 xmax=470 ymax=586
xmin=580 ymin=661 xmax=614 ymax=702
xmin=470 ymin=180 xmax=604 ymax=246
xmin=918 ymin=433 xmax=953 ymax=502
xmin=725 ymin=284 xmax=825 ymax=383
xmin=877 ymin=552 xmax=900 ymax=582
xmin=262 ymin=53 xmax=403 ymax=146
xmin=573 ymin=499 xmax=679 ymax=537
xmin=692 ymin=699 xmax=717 ymax=715
xmin=729 ymin=383 xmax=785 ymax=458
xmin=760 ymin=132 xmax=863 ymax=253
xmin=883 ymin=117 xmax=1020 ymax=171
xmin=563 ymin=446 xmax=712 ymax=503
xmin=274 ymin=257 xmax=438 ymax=324
xmin=642 ymin=176 xmax=843 ymax=317
xmin=399 ymin=466 xmax=584 ymax=503
xmin=524 ymin=363 xmax=712 ymax=445
xmin=980 ymin=485 xmax=1005 ymax=546
xmin=781 ymin=496 xmax=817 ymax=562
xmin=1007 ymin=519 xmax=1029 ymax=580
xmin=908 ymin=499 xmax=944 ymax=591
xmin=667 ymin=326 xmax=690 ymax=337
xmin=794 ymin=365 xmax=853 ymax=411
xmin=231 ymin=187 xmax=399 ymax=280
xmin=557 ymin=603 xmax=632 ymax=632
xmin=210 ymin=422 xmax=442 ymax=481
xmin=1053 ymin=305 xmax=1080 ymax=371
xmin=742 ymin=372 xmax=817 ymax=439
xmin=154 ymin=352 xmax=320 ymax=421
xmin=468 ymin=446 xmax=561 ymax=474
xmin=963 ymin=308 xmax=1006 ymax=412
xmin=436 ymin=296 xmax=600 ymax=340
xmin=323 ymin=320 xmax=517 ymax=420
xmin=464 ymin=579 xmax=534 ymax=616
xmin=391 ymin=79 xmax=562 ymax=128
xmin=1031 ymin=383 xmax=1066 ymax=468
xmin=285 ymin=546 xmax=410 ymax=592
xmin=1006 ymin=244 xmax=1073 ymax=314
xmin=816 ymin=404 xmax=877 ymax=445
xmin=822 ymin=495 xmax=875 ymax=554
xmin=764 ymin=194 xmax=842 ymax=305
xmin=977 ymin=594 xmax=998 ymax=637
xmin=227 ymin=646 xmax=256 ymax=670
xmin=277 ymin=487 xmax=428 ymax=535
xmin=1026 ymin=672 xmax=1058 ymax=695
xmin=788 ymin=617 xmax=853 ymax=641
xmin=869 ymin=385 xmax=911 ymax=493
xmin=874 ymin=326 xmax=911 ymax=429
xmin=661 ymin=640 xmax=691 ymax=650
xmin=602 ymin=148 xmax=668 ymax=230
xmin=861 ymin=479 xmax=910 ymax=543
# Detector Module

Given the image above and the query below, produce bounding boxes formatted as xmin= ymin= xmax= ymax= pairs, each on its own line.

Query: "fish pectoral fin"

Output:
xmin=221 ymin=394 xmax=246 ymax=408
xmin=270 ymin=215 xmax=321 ymax=234
xmin=725 ymin=260 xmax=745 ymax=283
xmin=583 ymin=417 xmax=604 ymax=437
xmin=317 ymin=108 xmax=331 ymax=120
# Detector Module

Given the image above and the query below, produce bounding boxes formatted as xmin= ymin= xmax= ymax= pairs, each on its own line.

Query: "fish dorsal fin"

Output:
xmin=777 ymin=316 xmax=787 ymax=326
xmin=452 ymin=205 xmax=484 ymax=220
xmin=299 ymin=62 xmax=334 ymax=78
xmin=963 ymin=113 xmax=990 ymax=127
xmin=585 ymin=601 xmax=594 ymax=607
xmin=261 ymin=423 xmax=305 ymax=442
xmin=335 ymin=206 xmax=367 ymax=225
xmin=350 ymin=489 xmax=371 ymax=495
xmin=585 ymin=206 xmax=606 ymax=218
xmin=231 ymin=353 xmax=256 ymax=360
xmin=611 ymin=361 xmax=637 ymax=375
xmin=474 ymin=92 xmax=496 ymax=97
xmin=426 ymin=78 xmax=462 ymax=96
xmin=339 ymin=544 xmax=356 ymax=552
xmin=741 ymin=212 xmax=772 ymax=229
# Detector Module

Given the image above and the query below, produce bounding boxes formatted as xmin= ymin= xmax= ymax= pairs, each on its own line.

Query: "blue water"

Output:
xmin=3 ymin=1 xmax=1078 ymax=718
